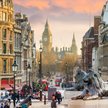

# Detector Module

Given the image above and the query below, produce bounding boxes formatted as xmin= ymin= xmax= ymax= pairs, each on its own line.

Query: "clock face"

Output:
xmin=44 ymin=37 xmax=47 ymax=41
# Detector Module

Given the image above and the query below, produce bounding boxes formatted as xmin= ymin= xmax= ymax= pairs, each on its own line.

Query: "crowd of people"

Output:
xmin=0 ymin=101 xmax=10 ymax=108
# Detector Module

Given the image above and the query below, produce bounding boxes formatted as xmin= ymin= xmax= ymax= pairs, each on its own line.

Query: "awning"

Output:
xmin=1 ymin=84 xmax=13 ymax=90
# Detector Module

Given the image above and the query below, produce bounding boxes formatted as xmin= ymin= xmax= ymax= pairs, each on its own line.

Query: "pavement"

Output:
xmin=68 ymin=97 xmax=108 ymax=108
xmin=30 ymin=99 xmax=68 ymax=108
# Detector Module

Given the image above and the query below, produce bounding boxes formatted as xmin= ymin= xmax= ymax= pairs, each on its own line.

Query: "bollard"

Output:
xmin=44 ymin=95 xmax=46 ymax=105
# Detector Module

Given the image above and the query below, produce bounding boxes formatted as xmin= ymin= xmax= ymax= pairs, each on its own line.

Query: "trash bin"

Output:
xmin=48 ymin=87 xmax=56 ymax=100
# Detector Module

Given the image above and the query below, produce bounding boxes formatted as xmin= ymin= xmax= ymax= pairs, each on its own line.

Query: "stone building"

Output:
xmin=97 ymin=1 xmax=108 ymax=80
xmin=14 ymin=13 xmax=36 ymax=85
xmin=81 ymin=16 xmax=101 ymax=71
xmin=42 ymin=20 xmax=52 ymax=53
xmin=81 ymin=27 xmax=94 ymax=71
xmin=0 ymin=0 xmax=15 ymax=88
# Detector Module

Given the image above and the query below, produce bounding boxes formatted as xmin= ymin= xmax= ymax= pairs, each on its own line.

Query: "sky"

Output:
xmin=13 ymin=0 xmax=106 ymax=55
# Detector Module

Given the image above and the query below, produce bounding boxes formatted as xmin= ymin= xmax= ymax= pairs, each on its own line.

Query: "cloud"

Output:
xmin=14 ymin=0 xmax=106 ymax=14
xmin=14 ymin=0 xmax=50 ymax=10
xmin=52 ymin=0 xmax=106 ymax=14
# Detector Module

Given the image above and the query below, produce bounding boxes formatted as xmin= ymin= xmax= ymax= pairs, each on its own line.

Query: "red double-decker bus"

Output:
xmin=55 ymin=79 xmax=61 ymax=87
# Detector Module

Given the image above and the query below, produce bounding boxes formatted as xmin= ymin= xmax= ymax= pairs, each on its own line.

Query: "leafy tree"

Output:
xmin=61 ymin=53 xmax=78 ymax=81
xmin=42 ymin=51 xmax=57 ymax=76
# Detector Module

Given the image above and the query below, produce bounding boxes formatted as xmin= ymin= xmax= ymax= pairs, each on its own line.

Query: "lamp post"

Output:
xmin=65 ymin=63 xmax=68 ymax=82
xmin=27 ymin=64 xmax=31 ymax=92
xmin=39 ymin=44 xmax=42 ymax=101
xmin=12 ymin=60 xmax=18 ymax=108
xmin=26 ymin=65 xmax=27 ymax=85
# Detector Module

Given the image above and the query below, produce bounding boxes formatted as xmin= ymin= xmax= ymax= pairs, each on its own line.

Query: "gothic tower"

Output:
xmin=71 ymin=33 xmax=77 ymax=54
xmin=42 ymin=20 xmax=52 ymax=53
xmin=0 ymin=0 xmax=14 ymax=87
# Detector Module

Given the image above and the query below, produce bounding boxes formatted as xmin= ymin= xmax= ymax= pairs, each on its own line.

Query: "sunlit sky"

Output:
xmin=14 ymin=0 xmax=106 ymax=55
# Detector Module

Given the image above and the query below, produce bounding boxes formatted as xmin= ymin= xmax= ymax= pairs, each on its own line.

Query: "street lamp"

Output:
xmin=12 ymin=60 xmax=18 ymax=108
xmin=26 ymin=64 xmax=27 ymax=85
xmin=65 ymin=63 xmax=68 ymax=82
xmin=27 ymin=64 xmax=31 ymax=92
xmin=39 ymin=43 xmax=42 ymax=101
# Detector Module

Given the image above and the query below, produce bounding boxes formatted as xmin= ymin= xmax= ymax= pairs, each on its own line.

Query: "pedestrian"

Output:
xmin=0 ymin=102 xmax=4 ymax=108
xmin=51 ymin=94 xmax=57 ymax=108
xmin=21 ymin=103 xmax=28 ymax=108
xmin=16 ymin=91 xmax=20 ymax=103
xmin=11 ymin=92 xmax=16 ymax=107
xmin=55 ymin=91 xmax=62 ymax=104
xmin=4 ymin=101 xmax=10 ymax=108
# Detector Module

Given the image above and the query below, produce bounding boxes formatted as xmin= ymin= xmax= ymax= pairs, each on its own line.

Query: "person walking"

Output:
xmin=16 ymin=91 xmax=20 ymax=103
xmin=51 ymin=94 xmax=57 ymax=108
xmin=0 ymin=102 xmax=4 ymax=108
xmin=55 ymin=91 xmax=62 ymax=104
xmin=4 ymin=101 xmax=10 ymax=108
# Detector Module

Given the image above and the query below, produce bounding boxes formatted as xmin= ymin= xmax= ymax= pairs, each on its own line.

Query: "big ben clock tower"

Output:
xmin=42 ymin=20 xmax=52 ymax=53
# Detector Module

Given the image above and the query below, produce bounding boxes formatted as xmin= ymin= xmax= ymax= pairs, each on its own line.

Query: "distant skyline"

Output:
xmin=14 ymin=0 xmax=106 ymax=54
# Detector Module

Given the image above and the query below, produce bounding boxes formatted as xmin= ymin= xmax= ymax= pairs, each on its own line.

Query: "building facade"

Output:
xmin=14 ymin=13 xmax=36 ymax=85
xmin=81 ymin=27 xmax=94 ymax=71
xmin=97 ymin=1 xmax=108 ymax=80
xmin=0 ymin=0 xmax=15 ymax=88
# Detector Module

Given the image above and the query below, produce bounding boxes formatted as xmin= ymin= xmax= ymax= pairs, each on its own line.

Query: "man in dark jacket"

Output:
xmin=55 ymin=91 xmax=62 ymax=104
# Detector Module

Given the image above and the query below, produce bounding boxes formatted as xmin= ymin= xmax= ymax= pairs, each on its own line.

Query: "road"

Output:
xmin=10 ymin=90 xmax=108 ymax=108
xmin=68 ymin=98 xmax=108 ymax=108
xmin=64 ymin=91 xmax=108 ymax=108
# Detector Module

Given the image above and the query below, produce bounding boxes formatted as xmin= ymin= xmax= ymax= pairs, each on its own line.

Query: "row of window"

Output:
xmin=15 ymin=33 xmax=21 ymax=49
xmin=2 ymin=28 xmax=12 ymax=40
xmin=3 ymin=59 xmax=13 ymax=73
xmin=3 ymin=43 xmax=13 ymax=54
xmin=2 ymin=56 xmax=21 ymax=73
xmin=0 ymin=0 xmax=12 ymax=7
xmin=0 ymin=11 xmax=13 ymax=22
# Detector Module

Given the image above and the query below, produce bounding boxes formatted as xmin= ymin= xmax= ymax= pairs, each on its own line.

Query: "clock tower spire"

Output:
xmin=42 ymin=20 xmax=52 ymax=53
xmin=71 ymin=33 xmax=78 ymax=54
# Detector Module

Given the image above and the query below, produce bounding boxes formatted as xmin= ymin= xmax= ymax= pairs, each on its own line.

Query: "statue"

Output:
xmin=72 ymin=65 xmax=108 ymax=100
xmin=75 ymin=67 xmax=87 ymax=90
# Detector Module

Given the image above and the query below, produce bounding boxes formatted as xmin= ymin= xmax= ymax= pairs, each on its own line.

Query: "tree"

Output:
xmin=42 ymin=51 xmax=57 ymax=76
xmin=61 ymin=53 xmax=78 ymax=81
xmin=36 ymin=50 xmax=57 ymax=77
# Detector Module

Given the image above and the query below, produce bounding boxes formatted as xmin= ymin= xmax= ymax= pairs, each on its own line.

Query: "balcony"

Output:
xmin=0 ymin=72 xmax=13 ymax=78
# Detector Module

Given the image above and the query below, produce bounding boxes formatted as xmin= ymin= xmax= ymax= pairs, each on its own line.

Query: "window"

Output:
xmin=3 ymin=59 xmax=7 ymax=73
xmin=3 ymin=0 xmax=6 ymax=6
xmin=24 ymin=61 xmax=27 ymax=70
xmin=0 ymin=11 xmax=2 ymax=20
xmin=2 ymin=29 xmax=6 ymax=39
xmin=2 ymin=12 xmax=6 ymax=21
xmin=10 ymin=44 xmax=12 ymax=54
xmin=3 ymin=43 xmax=6 ymax=53
xmin=10 ymin=31 xmax=12 ymax=40
xmin=10 ymin=59 xmax=13 ymax=73
xmin=24 ymin=49 xmax=27 ymax=59
xmin=0 ymin=0 xmax=3 ymax=7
